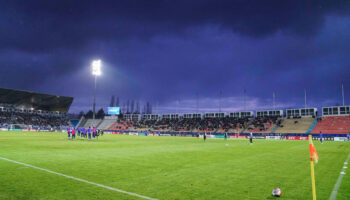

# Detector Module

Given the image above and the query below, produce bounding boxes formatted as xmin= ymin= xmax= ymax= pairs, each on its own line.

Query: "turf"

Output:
xmin=0 ymin=131 xmax=349 ymax=200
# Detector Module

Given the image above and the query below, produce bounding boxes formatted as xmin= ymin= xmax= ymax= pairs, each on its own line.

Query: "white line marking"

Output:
xmin=329 ymin=152 xmax=350 ymax=200
xmin=0 ymin=156 xmax=158 ymax=200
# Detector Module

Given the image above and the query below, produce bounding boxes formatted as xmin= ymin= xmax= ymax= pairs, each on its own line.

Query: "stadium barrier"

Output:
xmin=102 ymin=130 xmax=348 ymax=141
xmin=266 ymin=136 xmax=281 ymax=140
xmin=229 ymin=135 xmax=247 ymax=139
xmin=286 ymin=136 xmax=308 ymax=140
xmin=334 ymin=137 xmax=347 ymax=141
xmin=254 ymin=136 xmax=267 ymax=139
xmin=1 ymin=128 xmax=348 ymax=141
xmin=0 ymin=128 xmax=68 ymax=132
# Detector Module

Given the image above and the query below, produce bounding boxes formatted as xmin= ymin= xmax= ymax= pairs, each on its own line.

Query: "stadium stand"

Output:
xmin=98 ymin=116 xmax=280 ymax=133
xmin=189 ymin=117 xmax=242 ymax=132
xmin=0 ymin=88 xmax=72 ymax=112
xmin=108 ymin=120 xmax=135 ymax=131
xmin=197 ymin=118 xmax=224 ymax=132
xmin=97 ymin=119 xmax=116 ymax=129
xmin=245 ymin=116 xmax=281 ymax=133
xmin=275 ymin=117 xmax=314 ymax=133
xmin=70 ymin=119 xmax=80 ymax=127
xmin=152 ymin=119 xmax=179 ymax=131
xmin=75 ymin=117 xmax=86 ymax=128
xmin=311 ymin=116 xmax=350 ymax=134
xmin=174 ymin=118 xmax=202 ymax=132
xmin=0 ymin=111 xmax=70 ymax=129
xmin=132 ymin=119 xmax=156 ymax=131
xmin=81 ymin=119 xmax=102 ymax=128
xmin=76 ymin=106 xmax=349 ymax=135
xmin=0 ymin=88 xmax=73 ymax=130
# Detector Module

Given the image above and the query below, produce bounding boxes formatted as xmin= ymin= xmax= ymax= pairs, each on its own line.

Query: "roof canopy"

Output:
xmin=0 ymin=88 xmax=73 ymax=112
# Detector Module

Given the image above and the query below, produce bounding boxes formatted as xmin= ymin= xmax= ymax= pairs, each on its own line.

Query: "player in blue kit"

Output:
xmin=88 ymin=127 xmax=92 ymax=140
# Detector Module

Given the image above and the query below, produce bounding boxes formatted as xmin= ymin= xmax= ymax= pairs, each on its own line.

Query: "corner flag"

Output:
xmin=309 ymin=136 xmax=319 ymax=163
xmin=308 ymin=135 xmax=318 ymax=200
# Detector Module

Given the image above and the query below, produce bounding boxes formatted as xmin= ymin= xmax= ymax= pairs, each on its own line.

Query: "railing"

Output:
xmin=306 ymin=118 xmax=318 ymax=134
xmin=75 ymin=116 xmax=85 ymax=128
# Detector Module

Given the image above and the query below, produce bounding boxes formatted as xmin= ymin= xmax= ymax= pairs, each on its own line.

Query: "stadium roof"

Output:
xmin=0 ymin=88 xmax=73 ymax=112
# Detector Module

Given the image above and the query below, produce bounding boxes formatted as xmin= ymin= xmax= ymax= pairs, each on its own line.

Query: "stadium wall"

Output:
xmin=103 ymin=130 xmax=348 ymax=140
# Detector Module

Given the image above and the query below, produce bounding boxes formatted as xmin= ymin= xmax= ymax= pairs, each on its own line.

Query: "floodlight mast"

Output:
xmin=91 ymin=60 xmax=101 ymax=120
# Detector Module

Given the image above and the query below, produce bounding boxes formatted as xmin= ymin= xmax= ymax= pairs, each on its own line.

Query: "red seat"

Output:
xmin=311 ymin=116 xmax=350 ymax=134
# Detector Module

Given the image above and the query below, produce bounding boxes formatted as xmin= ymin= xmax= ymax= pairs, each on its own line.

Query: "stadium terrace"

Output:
xmin=78 ymin=105 xmax=350 ymax=140
xmin=1 ymin=88 xmax=349 ymax=141
xmin=0 ymin=88 xmax=72 ymax=131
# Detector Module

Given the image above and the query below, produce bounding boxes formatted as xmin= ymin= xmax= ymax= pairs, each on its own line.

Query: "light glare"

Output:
xmin=92 ymin=59 xmax=102 ymax=76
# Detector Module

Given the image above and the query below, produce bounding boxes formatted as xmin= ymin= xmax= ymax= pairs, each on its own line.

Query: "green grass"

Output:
xmin=0 ymin=131 xmax=349 ymax=200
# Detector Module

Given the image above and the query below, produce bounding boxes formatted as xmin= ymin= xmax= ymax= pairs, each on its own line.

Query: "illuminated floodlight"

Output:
xmin=91 ymin=59 xmax=102 ymax=120
xmin=92 ymin=59 xmax=102 ymax=76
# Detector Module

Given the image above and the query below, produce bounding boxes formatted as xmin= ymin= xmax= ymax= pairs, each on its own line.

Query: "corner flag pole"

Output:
xmin=309 ymin=135 xmax=317 ymax=200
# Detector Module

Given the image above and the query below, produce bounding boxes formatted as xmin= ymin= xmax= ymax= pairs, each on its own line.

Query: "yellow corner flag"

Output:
xmin=309 ymin=135 xmax=319 ymax=200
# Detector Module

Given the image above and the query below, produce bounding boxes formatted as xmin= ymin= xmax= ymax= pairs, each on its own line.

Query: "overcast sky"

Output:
xmin=0 ymin=0 xmax=349 ymax=113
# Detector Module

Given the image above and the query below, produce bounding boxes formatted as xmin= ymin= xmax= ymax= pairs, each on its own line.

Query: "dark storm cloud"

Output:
xmin=2 ymin=0 xmax=350 ymax=52
xmin=1 ymin=0 xmax=350 ymax=112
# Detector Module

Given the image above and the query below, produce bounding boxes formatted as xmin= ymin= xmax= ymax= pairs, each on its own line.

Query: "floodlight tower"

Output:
xmin=91 ymin=59 xmax=102 ymax=120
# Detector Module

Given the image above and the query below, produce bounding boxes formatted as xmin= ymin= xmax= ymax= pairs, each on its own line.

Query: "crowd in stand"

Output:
xmin=208 ymin=117 xmax=247 ymax=132
xmin=153 ymin=119 xmax=180 ymax=131
xmin=0 ymin=111 xmax=69 ymax=129
xmin=245 ymin=116 xmax=281 ymax=132
xmin=133 ymin=119 xmax=157 ymax=130
xmin=111 ymin=119 xmax=135 ymax=130
xmin=126 ymin=116 xmax=281 ymax=133
xmin=173 ymin=118 xmax=201 ymax=131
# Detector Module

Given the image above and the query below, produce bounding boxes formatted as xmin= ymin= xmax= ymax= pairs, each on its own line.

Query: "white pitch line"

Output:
xmin=329 ymin=152 xmax=350 ymax=200
xmin=0 ymin=156 xmax=158 ymax=200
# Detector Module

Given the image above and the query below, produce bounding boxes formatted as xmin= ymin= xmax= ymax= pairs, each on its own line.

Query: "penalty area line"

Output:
xmin=0 ymin=156 xmax=158 ymax=200
xmin=328 ymin=151 xmax=350 ymax=200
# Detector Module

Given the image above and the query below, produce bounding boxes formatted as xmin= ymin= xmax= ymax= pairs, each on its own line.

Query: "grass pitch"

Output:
xmin=0 ymin=132 xmax=349 ymax=200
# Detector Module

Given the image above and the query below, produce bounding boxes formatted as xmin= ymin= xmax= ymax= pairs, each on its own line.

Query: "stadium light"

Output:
xmin=91 ymin=59 xmax=102 ymax=120
xmin=92 ymin=59 xmax=102 ymax=76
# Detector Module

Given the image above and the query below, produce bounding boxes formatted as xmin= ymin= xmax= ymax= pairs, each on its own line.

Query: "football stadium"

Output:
xmin=0 ymin=88 xmax=349 ymax=200
xmin=1 ymin=1 xmax=350 ymax=200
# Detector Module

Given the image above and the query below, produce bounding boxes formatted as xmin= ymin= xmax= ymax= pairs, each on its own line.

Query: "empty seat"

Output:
xmin=311 ymin=116 xmax=350 ymax=134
